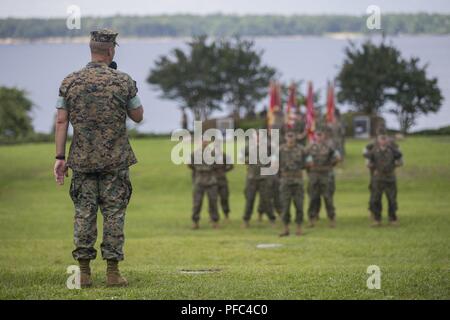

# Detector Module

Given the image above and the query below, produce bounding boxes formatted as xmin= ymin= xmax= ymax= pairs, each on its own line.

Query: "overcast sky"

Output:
xmin=2 ymin=0 xmax=450 ymax=18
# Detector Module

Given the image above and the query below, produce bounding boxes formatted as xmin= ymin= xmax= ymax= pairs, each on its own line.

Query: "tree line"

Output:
xmin=1 ymin=14 xmax=450 ymax=39
xmin=0 ymin=37 xmax=442 ymax=143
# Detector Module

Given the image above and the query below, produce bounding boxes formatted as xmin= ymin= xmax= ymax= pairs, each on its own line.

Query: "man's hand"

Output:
xmin=54 ymin=160 xmax=68 ymax=185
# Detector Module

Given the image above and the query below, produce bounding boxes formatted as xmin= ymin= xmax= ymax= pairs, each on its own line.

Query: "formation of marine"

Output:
xmin=187 ymin=107 xmax=403 ymax=236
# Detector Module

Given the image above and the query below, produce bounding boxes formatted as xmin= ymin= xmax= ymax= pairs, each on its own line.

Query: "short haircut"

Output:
xmin=89 ymin=40 xmax=114 ymax=55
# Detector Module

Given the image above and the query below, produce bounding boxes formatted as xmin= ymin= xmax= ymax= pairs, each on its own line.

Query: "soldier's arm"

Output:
xmin=125 ymin=75 xmax=144 ymax=123
xmin=54 ymin=109 xmax=69 ymax=185
xmin=393 ymin=148 xmax=403 ymax=167
xmin=128 ymin=107 xmax=143 ymax=123
xmin=331 ymin=149 xmax=341 ymax=166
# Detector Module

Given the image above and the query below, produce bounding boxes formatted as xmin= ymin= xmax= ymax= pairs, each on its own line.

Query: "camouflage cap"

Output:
xmin=90 ymin=29 xmax=119 ymax=46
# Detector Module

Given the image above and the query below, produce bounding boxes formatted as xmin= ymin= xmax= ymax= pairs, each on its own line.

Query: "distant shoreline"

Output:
xmin=1 ymin=33 xmax=449 ymax=45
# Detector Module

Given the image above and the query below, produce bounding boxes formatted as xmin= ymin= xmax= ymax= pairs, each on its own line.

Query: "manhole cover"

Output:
xmin=256 ymin=243 xmax=283 ymax=249
xmin=179 ymin=269 xmax=221 ymax=274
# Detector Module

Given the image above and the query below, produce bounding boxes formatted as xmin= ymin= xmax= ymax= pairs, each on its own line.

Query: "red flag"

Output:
xmin=286 ymin=83 xmax=297 ymax=129
xmin=326 ymin=81 xmax=336 ymax=124
xmin=267 ymin=82 xmax=281 ymax=129
xmin=306 ymin=81 xmax=315 ymax=142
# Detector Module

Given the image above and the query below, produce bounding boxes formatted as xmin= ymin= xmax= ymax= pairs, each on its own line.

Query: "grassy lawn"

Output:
xmin=0 ymin=136 xmax=449 ymax=299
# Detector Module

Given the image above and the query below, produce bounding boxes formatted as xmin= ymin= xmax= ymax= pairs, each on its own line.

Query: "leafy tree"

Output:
xmin=217 ymin=37 xmax=276 ymax=117
xmin=336 ymin=40 xmax=403 ymax=115
xmin=0 ymin=87 xmax=34 ymax=139
xmin=148 ymin=36 xmax=277 ymax=121
xmin=388 ymin=58 xmax=442 ymax=133
xmin=147 ymin=36 xmax=225 ymax=121
xmin=336 ymin=40 xmax=442 ymax=133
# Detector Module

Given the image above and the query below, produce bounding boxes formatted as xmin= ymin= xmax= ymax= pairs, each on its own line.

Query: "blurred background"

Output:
xmin=0 ymin=0 xmax=449 ymax=138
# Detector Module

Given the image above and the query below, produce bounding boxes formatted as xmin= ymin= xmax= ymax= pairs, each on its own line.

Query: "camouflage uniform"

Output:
xmin=367 ymin=144 xmax=403 ymax=222
xmin=279 ymin=143 xmax=307 ymax=225
xmin=326 ymin=121 xmax=345 ymax=158
xmin=56 ymin=30 xmax=142 ymax=261
xmin=292 ymin=115 xmax=307 ymax=146
xmin=214 ymin=153 xmax=234 ymax=218
xmin=189 ymin=151 xmax=219 ymax=223
xmin=306 ymin=141 xmax=340 ymax=221
xmin=258 ymin=134 xmax=282 ymax=215
xmin=363 ymin=138 xmax=399 ymax=216
xmin=242 ymin=145 xmax=276 ymax=222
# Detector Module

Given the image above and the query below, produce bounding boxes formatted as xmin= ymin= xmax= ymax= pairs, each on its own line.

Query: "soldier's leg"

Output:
xmin=98 ymin=169 xmax=132 ymax=261
xmin=293 ymin=183 xmax=305 ymax=225
xmin=218 ymin=181 xmax=230 ymax=217
xmin=368 ymin=173 xmax=376 ymax=215
xmin=385 ymin=180 xmax=398 ymax=222
xmin=192 ymin=184 xmax=205 ymax=223
xmin=207 ymin=185 xmax=220 ymax=223
xmin=280 ymin=180 xmax=292 ymax=225
xmin=243 ymin=179 xmax=257 ymax=222
xmin=322 ymin=174 xmax=336 ymax=221
xmin=273 ymin=177 xmax=283 ymax=214
xmin=261 ymin=179 xmax=276 ymax=222
xmin=71 ymin=171 xmax=99 ymax=261
xmin=371 ymin=179 xmax=383 ymax=222
xmin=307 ymin=176 xmax=320 ymax=220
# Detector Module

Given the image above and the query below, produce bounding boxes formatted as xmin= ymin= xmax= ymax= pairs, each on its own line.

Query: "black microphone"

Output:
xmin=109 ymin=61 xmax=117 ymax=70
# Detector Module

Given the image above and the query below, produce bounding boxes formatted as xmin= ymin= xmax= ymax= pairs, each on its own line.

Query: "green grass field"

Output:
xmin=0 ymin=136 xmax=449 ymax=299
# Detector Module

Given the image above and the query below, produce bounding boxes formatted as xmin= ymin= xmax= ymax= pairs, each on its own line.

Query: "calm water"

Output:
xmin=0 ymin=35 xmax=449 ymax=133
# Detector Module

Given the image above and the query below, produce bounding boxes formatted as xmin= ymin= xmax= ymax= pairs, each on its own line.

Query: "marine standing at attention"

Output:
xmin=54 ymin=29 xmax=144 ymax=288
xmin=366 ymin=131 xmax=403 ymax=227
xmin=305 ymin=129 xmax=341 ymax=228
xmin=278 ymin=131 xmax=307 ymax=237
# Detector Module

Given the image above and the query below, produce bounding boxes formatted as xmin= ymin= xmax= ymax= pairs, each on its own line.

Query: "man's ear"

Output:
xmin=108 ymin=47 xmax=115 ymax=59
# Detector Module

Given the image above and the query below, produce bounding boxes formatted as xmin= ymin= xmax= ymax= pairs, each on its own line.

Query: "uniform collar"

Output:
xmin=86 ymin=61 xmax=109 ymax=68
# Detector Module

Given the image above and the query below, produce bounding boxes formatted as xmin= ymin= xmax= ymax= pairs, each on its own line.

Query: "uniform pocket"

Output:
xmin=119 ymin=169 xmax=132 ymax=204
xmin=69 ymin=172 xmax=82 ymax=204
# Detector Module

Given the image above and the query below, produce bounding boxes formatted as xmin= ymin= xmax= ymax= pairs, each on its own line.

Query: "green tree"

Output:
xmin=147 ymin=36 xmax=224 ymax=121
xmin=0 ymin=87 xmax=34 ymax=139
xmin=388 ymin=58 xmax=442 ymax=133
xmin=217 ymin=37 xmax=276 ymax=118
xmin=336 ymin=40 xmax=403 ymax=115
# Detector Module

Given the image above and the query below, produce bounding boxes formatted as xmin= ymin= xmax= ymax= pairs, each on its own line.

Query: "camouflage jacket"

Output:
xmin=279 ymin=144 xmax=306 ymax=182
xmin=188 ymin=150 xmax=217 ymax=186
xmin=292 ymin=118 xmax=306 ymax=144
xmin=368 ymin=145 xmax=403 ymax=179
xmin=214 ymin=153 xmax=233 ymax=180
xmin=243 ymin=145 xmax=271 ymax=180
xmin=58 ymin=61 xmax=139 ymax=172
xmin=306 ymin=141 xmax=340 ymax=174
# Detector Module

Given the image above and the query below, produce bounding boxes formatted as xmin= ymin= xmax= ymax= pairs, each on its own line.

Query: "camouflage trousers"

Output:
xmin=70 ymin=169 xmax=132 ymax=261
xmin=307 ymin=172 xmax=336 ymax=220
xmin=192 ymin=183 xmax=219 ymax=223
xmin=217 ymin=178 xmax=230 ymax=217
xmin=243 ymin=178 xmax=276 ymax=221
xmin=369 ymin=178 xmax=398 ymax=222
xmin=280 ymin=178 xmax=304 ymax=225
xmin=258 ymin=175 xmax=282 ymax=215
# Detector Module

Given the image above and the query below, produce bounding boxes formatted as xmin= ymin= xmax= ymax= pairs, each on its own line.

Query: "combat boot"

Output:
xmin=329 ymin=218 xmax=336 ymax=228
xmin=296 ymin=224 xmax=303 ymax=236
xmin=308 ymin=217 xmax=316 ymax=228
xmin=279 ymin=225 xmax=290 ymax=237
xmin=371 ymin=220 xmax=382 ymax=227
xmin=211 ymin=221 xmax=220 ymax=229
xmin=106 ymin=260 xmax=128 ymax=287
xmin=389 ymin=220 xmax=399 ymax=227
xmin=78 ymin=259 xmax=92 ymax=288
